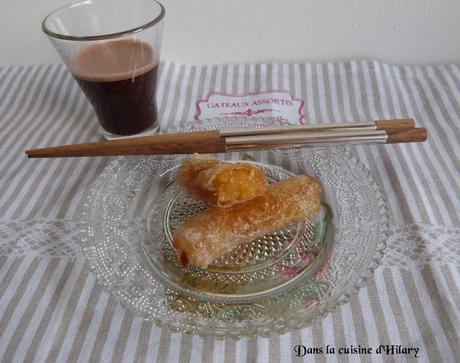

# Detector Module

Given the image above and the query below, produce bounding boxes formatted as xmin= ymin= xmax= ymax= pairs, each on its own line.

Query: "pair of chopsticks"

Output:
xmin=25 ymin=118 xmax=427 ymax=158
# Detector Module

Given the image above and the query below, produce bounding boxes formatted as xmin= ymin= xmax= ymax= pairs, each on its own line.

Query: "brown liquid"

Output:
xmin=72 ymin=40 xmax=158 ymax=136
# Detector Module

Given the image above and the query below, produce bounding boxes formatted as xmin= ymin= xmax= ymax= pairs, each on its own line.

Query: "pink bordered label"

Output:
xmin=195 ymin=90 xmax=305 ymax=124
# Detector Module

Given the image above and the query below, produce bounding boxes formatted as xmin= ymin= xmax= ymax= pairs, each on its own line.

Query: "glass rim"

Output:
xmin=42 ymin=0 xmax=165 ymax=42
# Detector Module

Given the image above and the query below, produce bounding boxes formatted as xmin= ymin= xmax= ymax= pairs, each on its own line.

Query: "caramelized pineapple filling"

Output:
xmin=212 ymin=166 xmax=265 ymax=206
xmin=173 ymin=155 xmax=268 ymax=207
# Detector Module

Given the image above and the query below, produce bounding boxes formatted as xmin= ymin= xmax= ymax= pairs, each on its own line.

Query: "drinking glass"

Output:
xmin=42 ymin=0 xmax=165 ymax=138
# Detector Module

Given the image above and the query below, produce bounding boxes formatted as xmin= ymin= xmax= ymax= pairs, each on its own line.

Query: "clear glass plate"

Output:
xmin=80 ymin=117 xmax=388 ymax=338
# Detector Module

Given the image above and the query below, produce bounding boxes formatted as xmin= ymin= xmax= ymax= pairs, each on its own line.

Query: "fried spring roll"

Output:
xmin=172 ymin=175 xmax=321 ymax=267
xmin=172 ymin=155 xmax=268 ymax=207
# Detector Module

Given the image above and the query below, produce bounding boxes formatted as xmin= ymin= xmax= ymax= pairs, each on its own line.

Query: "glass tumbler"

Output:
xmin=42 ymin=0 xmax=165 ymax=138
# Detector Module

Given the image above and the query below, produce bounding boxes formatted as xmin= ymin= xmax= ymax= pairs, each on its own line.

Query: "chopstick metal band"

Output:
xmin=219 ymin=118 xmax=415 ymax=137
xmin=225 ymin=129 xmax=388 ymax=150
xmin=220 ymin=122 xmax=376 ymax=136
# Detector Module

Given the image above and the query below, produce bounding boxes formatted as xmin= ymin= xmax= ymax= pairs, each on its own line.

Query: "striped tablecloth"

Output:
xmin=0 ymin=61 xmax=459 ymax=363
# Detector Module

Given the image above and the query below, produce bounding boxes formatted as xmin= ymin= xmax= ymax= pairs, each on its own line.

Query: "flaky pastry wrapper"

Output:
xmin=172 ymin=155 xmax=268 ymax=207
xmin=172 ymin=175 xmax=321 ymax=267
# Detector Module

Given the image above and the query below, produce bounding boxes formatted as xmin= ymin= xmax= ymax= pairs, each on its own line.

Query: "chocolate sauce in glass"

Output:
xmin=72 ymin=40 xmax=158 ymax=136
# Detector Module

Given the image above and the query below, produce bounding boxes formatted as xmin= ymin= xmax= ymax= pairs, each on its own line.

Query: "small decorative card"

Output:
xmin=195 ymin=90 xmax=305 ymax=124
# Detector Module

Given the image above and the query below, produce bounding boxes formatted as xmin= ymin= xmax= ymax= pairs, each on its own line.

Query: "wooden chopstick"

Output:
xmin=26 ymin=131 xmax=225 ymax=158
xmin=25 ymin=120 xmax=426 ymax=158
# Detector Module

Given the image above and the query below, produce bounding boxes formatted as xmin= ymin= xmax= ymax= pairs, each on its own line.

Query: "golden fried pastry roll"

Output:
xmin=172 ymin=175 xmax=321 ymax=267
xmin=172 ymin=155 xmax=268 ymax=207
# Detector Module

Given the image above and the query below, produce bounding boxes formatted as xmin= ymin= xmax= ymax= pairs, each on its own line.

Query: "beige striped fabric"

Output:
xmin=0 ymin=61 xmax=459 ymax=363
